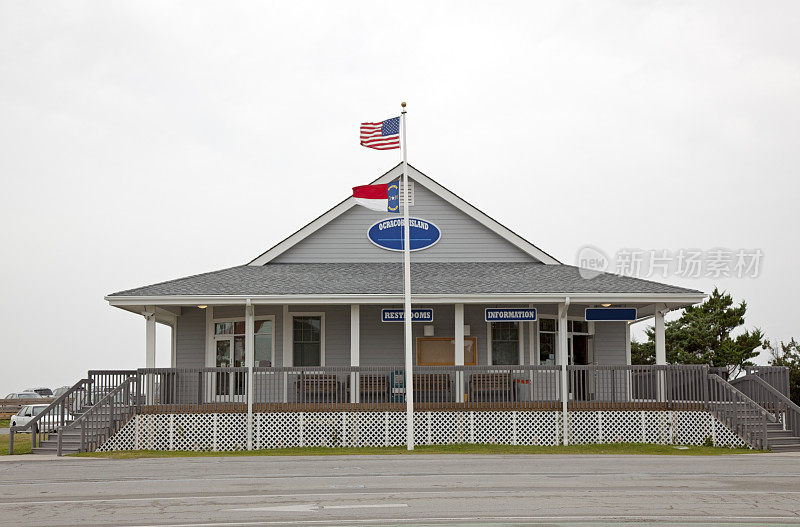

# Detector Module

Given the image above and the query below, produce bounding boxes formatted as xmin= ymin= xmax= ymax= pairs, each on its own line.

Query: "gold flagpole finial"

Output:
xmin=401 ymin=101 xmax=406 ymax=108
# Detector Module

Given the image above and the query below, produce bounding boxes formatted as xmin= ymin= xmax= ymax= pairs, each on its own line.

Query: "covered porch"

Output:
xmin=117 ymin=297 xmax=694 ymax=406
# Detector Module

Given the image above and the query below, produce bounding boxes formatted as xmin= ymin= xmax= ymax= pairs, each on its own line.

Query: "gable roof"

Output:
xmin=247 ymin=164 xmax=561 ymax=266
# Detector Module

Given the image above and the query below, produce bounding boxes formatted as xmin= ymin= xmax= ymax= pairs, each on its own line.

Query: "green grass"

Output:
xmin=0 ymin=432 xmax=32 ymax=455
xmin=74 ymin=442 xmax=761 ymax=459
xmin=0 ymin=419 xmax=9 ymax=428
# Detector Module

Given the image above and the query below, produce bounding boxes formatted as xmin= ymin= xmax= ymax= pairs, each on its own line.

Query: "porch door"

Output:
xmin=568 ymin=335 xmax=592 ymax=401
xmin=214 ymin=336 xmax=245 ymax=398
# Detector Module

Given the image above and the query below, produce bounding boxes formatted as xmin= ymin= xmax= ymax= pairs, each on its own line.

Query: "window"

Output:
xmin=490 ymin=322 xmax=519 ymax=365
xmin=539 ymin=318 xmax=557 ymax=365
xmin=254 ymin=320 xmax=273 ymax=367
xmin=213 ymin=318 xmax=274 ymax=368
xmin=569 ymin=320 xmax=589 ymax=333
xmin=214 ymin=323 xmax=245 ymax=369
xmin=537 ymin=318 xmax=592 ymax=365
xmin=293 ymin=316 xmax=322 ymax=367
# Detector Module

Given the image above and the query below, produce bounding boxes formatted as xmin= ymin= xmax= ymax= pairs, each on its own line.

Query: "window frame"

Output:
xmin=486 ymin=321 xmax=523 ymax=366
xmin=535 ymin=315 xmax=595 ymax=365
xmin=206 ymin=314 xmax=276 ymax=368
xmin=291 ymin=312 xmax=326 ymax=367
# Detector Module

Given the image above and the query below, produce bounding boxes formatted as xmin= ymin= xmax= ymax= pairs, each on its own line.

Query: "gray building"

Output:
xmin=107 ymin=163 xmax=704 ymax=377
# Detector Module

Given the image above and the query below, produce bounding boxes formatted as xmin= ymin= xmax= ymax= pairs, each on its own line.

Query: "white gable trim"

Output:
xmin=248 ymin=164 xmax=560 ymax=266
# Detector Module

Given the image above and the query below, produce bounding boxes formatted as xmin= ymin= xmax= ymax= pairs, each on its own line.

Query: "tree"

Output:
xmin=767 ymin=338 xmax=800 ymax=404
xmin=631 ymin=288 xmax=766 ymax=376
xmin=630 ymin=339 xmax=654 ymax=365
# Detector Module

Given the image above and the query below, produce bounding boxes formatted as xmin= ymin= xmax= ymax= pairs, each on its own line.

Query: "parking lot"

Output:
xmin=1 ymin=453 xmax=800 ymax=526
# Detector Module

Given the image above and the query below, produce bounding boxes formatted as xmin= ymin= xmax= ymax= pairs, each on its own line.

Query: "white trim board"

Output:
xmin=247 ymin=164 xmax=561 ymax=266
xmin=108 ymin=293 xmax=706 ymax=307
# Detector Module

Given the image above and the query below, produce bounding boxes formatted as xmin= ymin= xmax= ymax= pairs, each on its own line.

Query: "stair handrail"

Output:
xmin=706 ymin=373 xmax=773 ymax=450
xmin=56 ymin=375 xmax=138 ymax=456
xmin=8 ymin=378 xmax=92 ymax=455
xmin=744 ymin=366 xmax=791 ymax=398
xmin=731 ymin=374 xmax=800 ymax=438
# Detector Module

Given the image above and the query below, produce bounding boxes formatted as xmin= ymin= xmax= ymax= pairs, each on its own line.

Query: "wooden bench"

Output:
xmin=296 ymin=374 xmax=338 ymax=403
xmin=346 ymin=374 xmax=389 ymax=403
xmin=468 ymin=373 xmax=514 ymax=402
xmin=413 ymin=373 xmax=453 ymax=403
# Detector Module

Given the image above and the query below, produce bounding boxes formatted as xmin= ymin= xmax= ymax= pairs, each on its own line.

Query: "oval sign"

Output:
xmin=367 ymin=217 xmax=441 ymax=252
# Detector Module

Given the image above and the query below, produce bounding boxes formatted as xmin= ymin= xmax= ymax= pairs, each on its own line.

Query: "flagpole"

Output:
xmin=400 ymin=101 xmax=414 ymax=451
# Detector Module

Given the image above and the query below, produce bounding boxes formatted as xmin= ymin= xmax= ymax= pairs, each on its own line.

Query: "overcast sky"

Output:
xmin=1 ymin=1 xmax=798 ymax=392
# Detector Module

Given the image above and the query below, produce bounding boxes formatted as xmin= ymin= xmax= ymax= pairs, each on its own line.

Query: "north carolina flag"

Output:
xmin=352 ymin=182 xmax=400 ymax=213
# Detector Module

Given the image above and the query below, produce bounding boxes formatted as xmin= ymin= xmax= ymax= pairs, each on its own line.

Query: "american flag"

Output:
xmin=360 ymin=117 xmax=400 ymax=150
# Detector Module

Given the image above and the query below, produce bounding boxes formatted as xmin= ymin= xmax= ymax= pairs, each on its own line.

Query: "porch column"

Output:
xmin=454 ymin=303 xmax=465 ymax=402
xmin=350 ymin=304 xmax=360 ymax=404
xmin=144 ymin=306 xmax=156 ymax=404
xmin=558 ymin=301 xmax=569 ymax=445
xmin=245 ymin=302 xmax=254 ymax=450
xmin=282 ymin=305 xmax=291 ymax=402
xmin=145 ymin=306 xmax=156 ymax=368
xmin=654 ymin=303 xmax=666 ymax=402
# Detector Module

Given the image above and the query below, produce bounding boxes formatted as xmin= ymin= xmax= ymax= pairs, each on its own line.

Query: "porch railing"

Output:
xmin=136 ymin=365 xmax=564 ymax=413
xmin=566 ymin=365 xmax=709 ymax=410
xmin=88 ymin=370 xmax=138 ymax=406
xmin=133 ymin=364 xmax=747 ymax=414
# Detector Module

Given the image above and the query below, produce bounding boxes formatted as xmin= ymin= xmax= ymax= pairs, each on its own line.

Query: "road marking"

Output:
xmin=227 ymin=503 xmax=408 ymax=512
xmin=6 ymin=488 xmax=800 ymax=506
xmin=5 ymin=471 xmax=800 ymax=487
xmin=124 ymin=515 xmax=800 ymax=527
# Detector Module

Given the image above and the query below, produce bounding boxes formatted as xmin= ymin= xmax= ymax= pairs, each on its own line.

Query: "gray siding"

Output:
xmin=285 ymin=305 xmax=351 ymax=367
xmin=174 ymin=305 xmax=631 ymax=371
xmin=592 ymin=321 xmax=628 ymax=401
xmin=272 ymin=179 xmax=537 ymax=263
xmin=593 ymin=322 xmax=627 ymax=365
xmin=175 ymin=307 xmax=206 ymax=368
xmin=358 ymin=304 xmax=503 ymax=366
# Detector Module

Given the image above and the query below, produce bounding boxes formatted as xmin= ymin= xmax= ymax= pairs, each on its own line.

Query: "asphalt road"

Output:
xmin=1 ymin=453 xmax=800 ymax=526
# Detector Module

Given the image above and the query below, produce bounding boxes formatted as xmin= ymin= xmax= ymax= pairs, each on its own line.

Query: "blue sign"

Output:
xmin=485 ymin=308 xmax=537 ymax=322
xmin=585 ymin=308 xmax=637 ymax=321
xmin=381 ymin=308 xmax=434 ymax=323
xmin=367 ymin=217 xmax=441 ymax=252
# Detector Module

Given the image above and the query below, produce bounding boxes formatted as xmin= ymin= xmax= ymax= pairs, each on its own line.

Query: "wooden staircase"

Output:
xmin=32 ymin=404 xmax=133 ymax=455
xmin=29 ymin=373 xmax=139 ymax=456
xmin=765 ymin=421 xmax=800 ymax=452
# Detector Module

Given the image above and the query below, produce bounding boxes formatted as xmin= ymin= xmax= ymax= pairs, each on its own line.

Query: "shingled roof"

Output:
xmin=108 ymin=262 xmax=702 ymax=297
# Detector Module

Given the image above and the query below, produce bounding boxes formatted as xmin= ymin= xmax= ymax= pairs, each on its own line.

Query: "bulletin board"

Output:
xmin=417 ymin=337 xmax=477 ymax=366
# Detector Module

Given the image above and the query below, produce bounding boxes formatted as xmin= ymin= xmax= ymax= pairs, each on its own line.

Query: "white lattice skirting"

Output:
xmin=98 ymin=410 xmax=744 ymax=452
